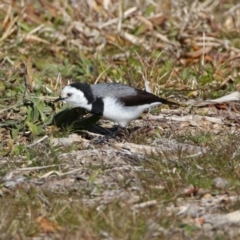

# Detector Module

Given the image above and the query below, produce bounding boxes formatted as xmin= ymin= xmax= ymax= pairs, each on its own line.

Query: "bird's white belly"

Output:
xmin=102 ymin=97 xmax=161 ymax=127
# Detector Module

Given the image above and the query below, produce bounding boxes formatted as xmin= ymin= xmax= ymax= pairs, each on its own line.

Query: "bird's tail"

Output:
xmin=158 ymin=98 xmax=184 ymax=106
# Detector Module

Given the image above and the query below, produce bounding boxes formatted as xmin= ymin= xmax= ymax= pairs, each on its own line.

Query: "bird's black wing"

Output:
xmin=119 ymin=90 xmax=172 ymax=106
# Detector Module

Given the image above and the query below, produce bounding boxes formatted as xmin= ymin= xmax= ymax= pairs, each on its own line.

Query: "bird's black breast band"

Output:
xmin=91 ymin=97 xmax=104 ymax=116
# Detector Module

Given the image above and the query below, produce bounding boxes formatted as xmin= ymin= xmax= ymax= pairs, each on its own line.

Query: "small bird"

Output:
xmin=55 ymin=82 xmax=174 ymax=127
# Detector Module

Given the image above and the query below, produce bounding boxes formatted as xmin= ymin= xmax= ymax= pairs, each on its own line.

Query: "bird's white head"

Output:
xmin=59 ymin=85 xmax=92 ymax=111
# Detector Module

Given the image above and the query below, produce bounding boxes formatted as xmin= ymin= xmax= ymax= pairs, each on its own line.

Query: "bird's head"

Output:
xmin=54 ymin=85 xmax=90 ymax=108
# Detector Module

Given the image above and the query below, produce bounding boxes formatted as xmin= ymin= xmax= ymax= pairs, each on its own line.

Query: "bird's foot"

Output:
xmin=92 ymin=126 xmax=119 ymax=144
xmin=92 ymin=125 xmax=140 ymax=144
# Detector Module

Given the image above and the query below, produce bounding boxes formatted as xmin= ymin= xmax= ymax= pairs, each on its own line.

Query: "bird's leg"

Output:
xmin=93 ymin=125 xmax=120 ymax=144
xmin=93 ymin=123 xmax=139 ymax=144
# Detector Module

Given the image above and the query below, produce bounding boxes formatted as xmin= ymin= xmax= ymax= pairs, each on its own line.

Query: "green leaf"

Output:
xmin=26 ymin=121 xmax=39 ymax=136
xmin=11 ymin=128 xmax=19 ymax=140
xmin=88 ymin=170 xmax=101 ymax=182
xmin=0 ymin=120 xmax=21 ymax=127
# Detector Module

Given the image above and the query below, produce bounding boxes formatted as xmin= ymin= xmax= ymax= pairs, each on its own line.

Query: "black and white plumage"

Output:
xmin=56 ymin=82 xmax=173 ymax=127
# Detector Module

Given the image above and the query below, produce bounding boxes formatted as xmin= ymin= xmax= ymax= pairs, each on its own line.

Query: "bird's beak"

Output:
xmin=53 ymin=96 xmax=65 ymax=102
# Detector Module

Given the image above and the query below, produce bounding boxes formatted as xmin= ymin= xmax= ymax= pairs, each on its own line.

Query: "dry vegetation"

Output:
xmin=1 ymin=0 xmax=240 ymax=239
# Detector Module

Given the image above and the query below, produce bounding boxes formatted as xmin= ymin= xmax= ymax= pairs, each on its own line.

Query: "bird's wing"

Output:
xmin=91 ymin=83 xmax=177 ymax=106
xmin=90 ymin=83 xmax=137 ymax=98
xmin=118 ymin=90 xmax=164 ymax=106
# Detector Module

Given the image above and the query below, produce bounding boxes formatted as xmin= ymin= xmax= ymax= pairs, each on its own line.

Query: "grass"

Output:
xmin=1 ymin=0 xmax=240 ymax=239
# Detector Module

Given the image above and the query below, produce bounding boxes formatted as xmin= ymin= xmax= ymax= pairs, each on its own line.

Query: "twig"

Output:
xmin=27 ymin=135 xmax=49 ymax=147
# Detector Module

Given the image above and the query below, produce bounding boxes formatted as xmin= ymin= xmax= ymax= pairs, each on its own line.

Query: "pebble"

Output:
xmin=216 ymin=230 xmax=225 ymax=236
xmin=202 ymin=223 xmax=212 ymax=231
xmin=203 ymin=193 xmax=212 ymax=199
xmin=213 ymin=177 xmax=229 ymax=189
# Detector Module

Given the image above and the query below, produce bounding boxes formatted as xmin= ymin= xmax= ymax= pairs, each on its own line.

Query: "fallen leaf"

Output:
xmin=36 ymin=217 xmax=63 ymax=233
xmin=194 ymin=217 xmax=205 ymax=225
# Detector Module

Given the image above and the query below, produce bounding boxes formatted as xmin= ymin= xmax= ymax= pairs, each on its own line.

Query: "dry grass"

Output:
xmin=1 ymin=0 xmax=240 ymax=239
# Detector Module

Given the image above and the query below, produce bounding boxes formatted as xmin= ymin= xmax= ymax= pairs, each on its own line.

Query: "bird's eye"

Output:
xmin=67 ymin=93 xmax=72 ymax=97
